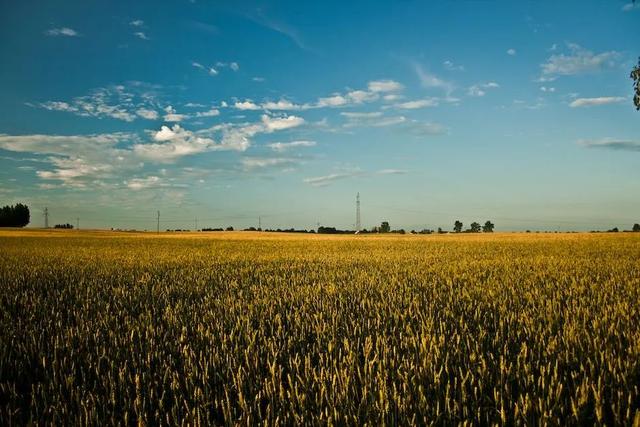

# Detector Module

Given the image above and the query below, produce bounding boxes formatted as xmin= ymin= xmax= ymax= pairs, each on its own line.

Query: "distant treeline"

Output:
xmin=0 ymin=203 xmax=30 ymax=227
xmin=54 ymin=223 xmax=74 ymax=229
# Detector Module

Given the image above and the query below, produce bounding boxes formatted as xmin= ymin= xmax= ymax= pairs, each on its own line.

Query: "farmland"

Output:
xmin=1 ymin=230 xmax=639 ymax=425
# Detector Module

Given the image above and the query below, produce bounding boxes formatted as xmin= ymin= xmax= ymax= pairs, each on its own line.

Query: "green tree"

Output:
xmin=470 ymin=222 xmax=481 ymax=233
xmin=454 ymin=220 xmax=463 ymax=233
xmin=632 ymin=57 xmax=640 ymax=110
xmin=379 ymin=221 xmax=390 ymax=233
xmin=633 ymin=223 xmax=640 ymax=232
xmin=0 ymin=203 xmax=30 ymax=227
xmin=482 ymin=221 xmax=495 ymax=233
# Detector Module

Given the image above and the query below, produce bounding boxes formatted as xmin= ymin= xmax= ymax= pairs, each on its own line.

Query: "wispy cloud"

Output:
xmin=241 ymin=157 xmax=297 ymax=170
xmin=232 ymin=79 xmax=404 ymax=112
xmin=622 ymin=2 xmax=640 ymax=11
xmin=248 ymin=9 xmax=312 ymax=52
xmin=569 ymin=97 xmax=626 ymax=108
xmin=507 ymin=48 xmax=516 ymax=56
xmin=235 ymin=100 xmax=261 ymax=110
xmin=261 ymin=114 xmax=305 ymax=132
xmin=392 ymin=99 xmax=439 ymax=109
xmin=376 ymin=169 xmax=408 ymax=175
xmin=578 ymin=138 xmax=640 ymax=151
xmin=163 ymin=106 xmax=188 ymax=122
xmin=303 ymin=172 xmax=361 ymax=187
xmin=414 ymin=64 xmax=454 ymax=94
xmin=443 ymin=60 xmax=464 ymax=71
xmin=126 ymin=175 xmax=166 ymax=190
xmin=304 ymin=167 xmax=407 ymax=187
xmin=129 ymin=20 xmax=144 ymax=27
xmin=267 ymin=140 xmax=316 ymax=152
xmin=32 ymin=82 xmax=163 ymax=122
xmin=136 ymin=108 xmax=159 ymax=120
xmin=540 ymin=43 xmax=618 ymax=79
xmin=342 ymin=112 xmax=406 ymax=128
xmin=45 ymin=27 xmax=79 ymax=37
xmin=467 ymin=82 xmax=500 ymax=97
xmin=133 ymin=32 xmax=150 ymax=40
xmin=368 ymin=80 xmax=404 ymax=93
xmin=195 ymin=107 xmax=220 ymax=117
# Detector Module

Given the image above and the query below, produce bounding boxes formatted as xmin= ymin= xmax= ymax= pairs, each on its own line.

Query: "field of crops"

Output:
xmin=1 ymin=230 xmax=639 ymax=425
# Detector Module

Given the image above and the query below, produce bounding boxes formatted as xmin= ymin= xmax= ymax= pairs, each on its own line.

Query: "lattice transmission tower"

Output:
xmin=355 ymin=192 xmax=361 ymax=232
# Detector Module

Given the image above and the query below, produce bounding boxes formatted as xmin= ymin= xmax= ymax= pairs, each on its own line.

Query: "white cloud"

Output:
xmin=136 ymin=108 xmax=159 ymax=120
xmin=569 ymin=97 xmax=626 ymax=107
xmin=235 ymin=100 xmax=261 ymax=110
xmin=540 ymin=86 xmax=556 ymax=93
xmin=126 ymin=176 xmax=163 ymax=190
xmin=33 ymin=83 xmax=161 ymax=122
xmin=262 ymin=99 xmax=304 ymax=110
xmin=0 ymin=132 xmax=134 ymax=186
xmin=393 ymin=99 xmax=438 ymax=109
xmin=443 ymin=60 xmax=464 ymax=71
xmin=192 ymin=62 xmax=205 ymax=70
xmin=368 ymin=80 xmax=404 ymax=93
xmin=130 ymin=20 xmax=144 ymax=27
xmin=376 ymin=169 xmax=407 ymax=175
xmin=134 ymin=125 xmax=219 ymax=162
xmin=261 ymin=114 xmax=305 ymax=132
xmin=578 ymin=138 xmax=640 ymax=151
xmin=241 ymin=157 xmax=296 ymax=169
xmin=467 ymin=82 xmax=500 ymax=97
xmin=230 ymin=62 xmax=239 ymax=71
xmin=267 ymin=140 xmax=316 ymax=152
xmin=622 ymin=3 xmax=639 ymax=11
xmin=383 ymin=94 xmax=402 ymax=101
xmin=346 ymin=90 xmax=379 ymax=103
xmin=303 ymin=172 xmax=360 ymax=187
xmin=208 ymin=67 xmax=218 ymax=76
xmin=45 ymin=27 xmax=79 ymax=37
xmin=540 ymin=43 xmax=618 ymax=78
xmin=344 ymin=114 xmax=406 ymax=128
xmin=414 ymin=64 xmax=454 ymax=94
xmin=253 ymin=77 xmax=265 ymax=82
xmin=0 ymin=133 xmax=129 ymax=156
xmin=340 ymin=111 xmax=383 ymax=119
xmin=133 ymin=32 xmax=149 ymax=40
xmin=195 ymin=108 xmax=220 ymax=117
xmin=316 ymin=95 xmax=349 ymax=108
xmin=163 ymin=106 xmax=187 ymax=122
xmin=507 ymin=48 xmax=516 ymax=56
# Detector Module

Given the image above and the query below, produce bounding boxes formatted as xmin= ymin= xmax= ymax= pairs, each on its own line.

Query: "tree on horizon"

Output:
xmin=0 ymin=203 xmax=30 ymax=227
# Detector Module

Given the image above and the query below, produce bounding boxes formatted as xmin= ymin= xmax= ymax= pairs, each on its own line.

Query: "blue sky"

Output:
xmin=0 ymin=0 xmax=638 ymax=231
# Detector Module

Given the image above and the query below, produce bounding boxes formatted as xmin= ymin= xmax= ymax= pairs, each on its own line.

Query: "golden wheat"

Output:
xmin=1 ymin=230 xmax=639 ymax=425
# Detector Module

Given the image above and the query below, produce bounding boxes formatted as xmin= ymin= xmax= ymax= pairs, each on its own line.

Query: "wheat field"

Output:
xmin=1 ymin=230 xmax=639 ymax=425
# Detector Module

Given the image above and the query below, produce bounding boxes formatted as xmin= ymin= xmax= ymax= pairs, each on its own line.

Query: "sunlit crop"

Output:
xmin=1 ymin=230 xmax=639 ymax=425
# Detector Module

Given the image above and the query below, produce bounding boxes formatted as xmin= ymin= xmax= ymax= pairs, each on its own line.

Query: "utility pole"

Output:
xmin=356 ymin=192 xmax=361 ymax=232
xmin=44 ymin=207 xmax=49 ymax=229
xmin=76 ymin=217 xmax=80 ymax=230
xmin=258 ymin=216 xmax=261 ymax=231
xmin=156 ymin=211 xmax=160 ymax=234
xmin=195 ymin=217 xmax=198 ymax=231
